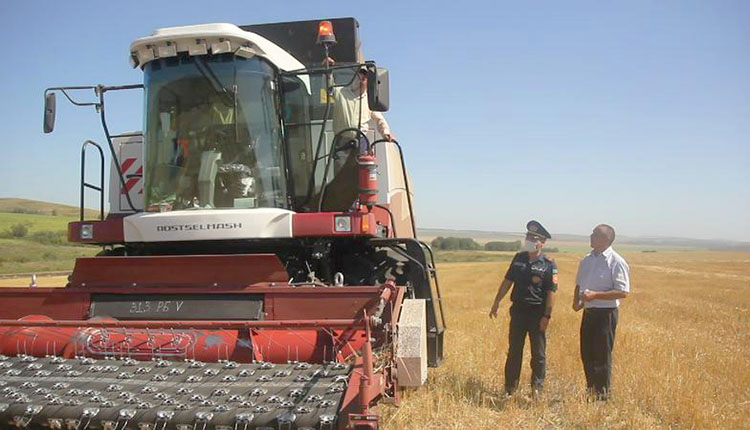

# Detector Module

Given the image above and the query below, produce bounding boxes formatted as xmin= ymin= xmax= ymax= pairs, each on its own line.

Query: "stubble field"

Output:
xmin=380 ymin=250 xmax=750 ymax=429
xmin=0 ymin=249 xmax=747 ymax=428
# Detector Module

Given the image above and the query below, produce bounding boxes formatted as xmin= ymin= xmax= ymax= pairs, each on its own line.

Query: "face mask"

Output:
xmin=521 ymin=240 xmax=538 ymax=253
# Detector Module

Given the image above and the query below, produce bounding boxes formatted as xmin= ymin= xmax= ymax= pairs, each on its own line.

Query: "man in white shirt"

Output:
xmin=332 ymin=67 xmax=393 ymax=148
xmin=322 ymin=58 xmax=394 ymax=148
xmin=573 ymin=224 xmax=630 ymax=400
xmin=318 ymin=60 xmax=395 ymax=211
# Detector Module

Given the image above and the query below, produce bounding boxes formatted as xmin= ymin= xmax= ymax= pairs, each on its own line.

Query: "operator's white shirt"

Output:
xmin=576 ymin=247 xmax=630 ymax=308
xmin=332 ymin=86 xmax=390 ymax=138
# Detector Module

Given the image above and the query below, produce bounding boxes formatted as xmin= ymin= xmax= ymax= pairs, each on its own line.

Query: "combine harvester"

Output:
xmin=0 ymin=18 xmax=444 ymax=430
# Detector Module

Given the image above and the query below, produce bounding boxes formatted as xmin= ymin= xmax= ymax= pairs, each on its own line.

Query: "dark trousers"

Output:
xmin=580 ymin=307 xmax=618 ymax=398
xmin=504 ymin=304 xmax=546 ymax=393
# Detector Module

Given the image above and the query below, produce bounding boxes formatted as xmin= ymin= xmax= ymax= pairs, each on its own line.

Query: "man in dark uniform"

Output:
xmin=489 ymin=220 xmax=558 ymax=396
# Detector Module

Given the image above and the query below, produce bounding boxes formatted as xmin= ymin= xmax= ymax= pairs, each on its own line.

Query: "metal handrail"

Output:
xmin=369 ymin=139 xmax=417 ymax=238
xmin=80 ymin=140 xmax=105 ymax=221
xmin=418 ymin=240 xmax=447 ymax=329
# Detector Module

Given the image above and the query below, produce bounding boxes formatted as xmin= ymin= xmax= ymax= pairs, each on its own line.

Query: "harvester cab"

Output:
xmin=1 ymin=18 xmax=445 ymax=429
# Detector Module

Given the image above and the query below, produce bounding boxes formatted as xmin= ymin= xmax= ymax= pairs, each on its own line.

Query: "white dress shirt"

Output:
xmin=576 ymin=247 xmax=630 ymax=308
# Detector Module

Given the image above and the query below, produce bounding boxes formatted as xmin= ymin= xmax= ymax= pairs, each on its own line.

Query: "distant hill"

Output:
xmin=0 ymin=198 xmax=99 ymax=219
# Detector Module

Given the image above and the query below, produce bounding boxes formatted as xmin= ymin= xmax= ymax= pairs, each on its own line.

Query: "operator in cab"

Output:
xmin=319 ymin=57 xmax=395 ymax=211
xmin=489 ymin=220 xmax=558 ymax=397
xmin=328 ymin=62 xmax=394 ymax=149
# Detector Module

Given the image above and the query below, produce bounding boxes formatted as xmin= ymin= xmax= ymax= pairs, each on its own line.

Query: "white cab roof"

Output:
xmin=130 ymin=23 xmax=306 ymax=73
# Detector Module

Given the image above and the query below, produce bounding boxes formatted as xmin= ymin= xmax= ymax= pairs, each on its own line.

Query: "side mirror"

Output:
xmin=280 ymin=76 xmax=302 ymax=93
xmin=43 ymin=92 xmax=56 ymax=133
xmin=367 ymin=66 xmax=389 ymax=112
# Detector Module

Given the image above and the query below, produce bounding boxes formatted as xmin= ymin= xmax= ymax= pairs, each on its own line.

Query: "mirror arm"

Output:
xmin=44 ymin=84 xmax=145 ymax=213
xmin=45 ymin=86 xmax=100 ymax=108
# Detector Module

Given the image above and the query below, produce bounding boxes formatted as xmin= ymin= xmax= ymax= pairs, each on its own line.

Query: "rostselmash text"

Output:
xmin=156 ymin=223 xmax=243 ymax=232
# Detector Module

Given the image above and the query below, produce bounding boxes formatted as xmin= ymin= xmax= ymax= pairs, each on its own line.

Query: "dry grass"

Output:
xmin=1 ymin=250 xmax=747 ymax=427
xmin=381 ymin=251 xmax=750 ymax=429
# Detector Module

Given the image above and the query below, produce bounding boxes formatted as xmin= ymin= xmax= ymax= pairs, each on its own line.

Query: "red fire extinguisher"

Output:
xmin=358 ymin=153 xmax=378 ymax=210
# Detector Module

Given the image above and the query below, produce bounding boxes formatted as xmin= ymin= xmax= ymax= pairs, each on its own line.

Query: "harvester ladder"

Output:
xmin=418 ymin=240 xmax=447 ymax=330
xmin=370 ymin=238 xmax=445 ymax=366
xmin=80 ymin=140 xmax=105 ymax=221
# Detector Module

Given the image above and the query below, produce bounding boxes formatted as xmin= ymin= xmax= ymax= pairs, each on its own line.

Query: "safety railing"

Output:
xmin=80 ymin=140 xmax=105 ymax=221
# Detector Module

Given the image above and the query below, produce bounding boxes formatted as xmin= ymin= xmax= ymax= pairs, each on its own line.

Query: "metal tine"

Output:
xmin=153 ymin=410 xmax=174 ymax=430
xmin=30 ymin=332 xmax=39 ymax=356
xmin=126 ymin=328 xmax=132 ymax=360
xmin=76 ymin=408 xmax=98 ymax=430
xmin=146 ymin=327 xmax=155 ymax=358
xmin=17 ymin=405 xmax=42 ymax=428
xmin=191 ymin=327 xmax=197 ymax=360
xmin=119 ymin=328 xmax=126 ymax=358
xmin=234 ymin=420 xmax=250 ymax=430
xmin=115 ymin=327 xmax=124 ymax=359
xmin=192 ymin=412 xmax=212 ymax=430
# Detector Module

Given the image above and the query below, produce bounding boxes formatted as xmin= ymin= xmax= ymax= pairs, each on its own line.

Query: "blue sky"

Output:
xmin=0 ymin=1 xmax=748 ymax=241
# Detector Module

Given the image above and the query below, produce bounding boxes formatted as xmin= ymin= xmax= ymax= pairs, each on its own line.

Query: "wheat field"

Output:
xmin=1 ymin=250 xmax=747 ymax=428
xmin=381 ymin=251 xmax=750 ymax=429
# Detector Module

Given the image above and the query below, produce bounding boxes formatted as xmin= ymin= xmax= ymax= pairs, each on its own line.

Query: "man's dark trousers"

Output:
xmin=580 ymin=307 xmax=618 ymax=399
xmin=504 ymin=304 xmax=546 ymax=394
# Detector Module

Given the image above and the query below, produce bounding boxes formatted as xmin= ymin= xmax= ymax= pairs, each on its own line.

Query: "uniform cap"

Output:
xmin=526 ymin=220 xmax=551 ymax=240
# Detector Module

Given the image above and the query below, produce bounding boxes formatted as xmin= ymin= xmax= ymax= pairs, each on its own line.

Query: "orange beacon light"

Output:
xmin=317 ymin=20 xmax=337 ymax=45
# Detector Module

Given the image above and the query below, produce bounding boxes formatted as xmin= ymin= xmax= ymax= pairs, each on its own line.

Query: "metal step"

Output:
xmin=0 ymin=355 xmax=350 ymax=429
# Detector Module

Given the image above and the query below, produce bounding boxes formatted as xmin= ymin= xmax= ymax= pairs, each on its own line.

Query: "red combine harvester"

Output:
xmin=0 ymin=18 xmax=444 ymax=430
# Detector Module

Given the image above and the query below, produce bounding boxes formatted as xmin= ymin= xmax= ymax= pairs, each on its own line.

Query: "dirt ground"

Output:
xmin=380 ymin=250 xmax=750 ymax=429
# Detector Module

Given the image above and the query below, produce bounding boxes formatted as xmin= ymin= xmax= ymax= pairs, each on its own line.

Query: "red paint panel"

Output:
xmin=292 ymin=212 xmax=376 ymax=237
xmin=265 ymin=293 xmax=374 ymax=320
xmin=68 ymin=217 xmax=125 ymax=244
xmin=0 ymin=290 xmax=89 ymax=320
xmin=120 ymin=157 xmax=136 ymax=174
xmin=70 ymin=254 xmax=288 ymax=288
xmin=121 ymin=177 xmax=140 ymax=194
